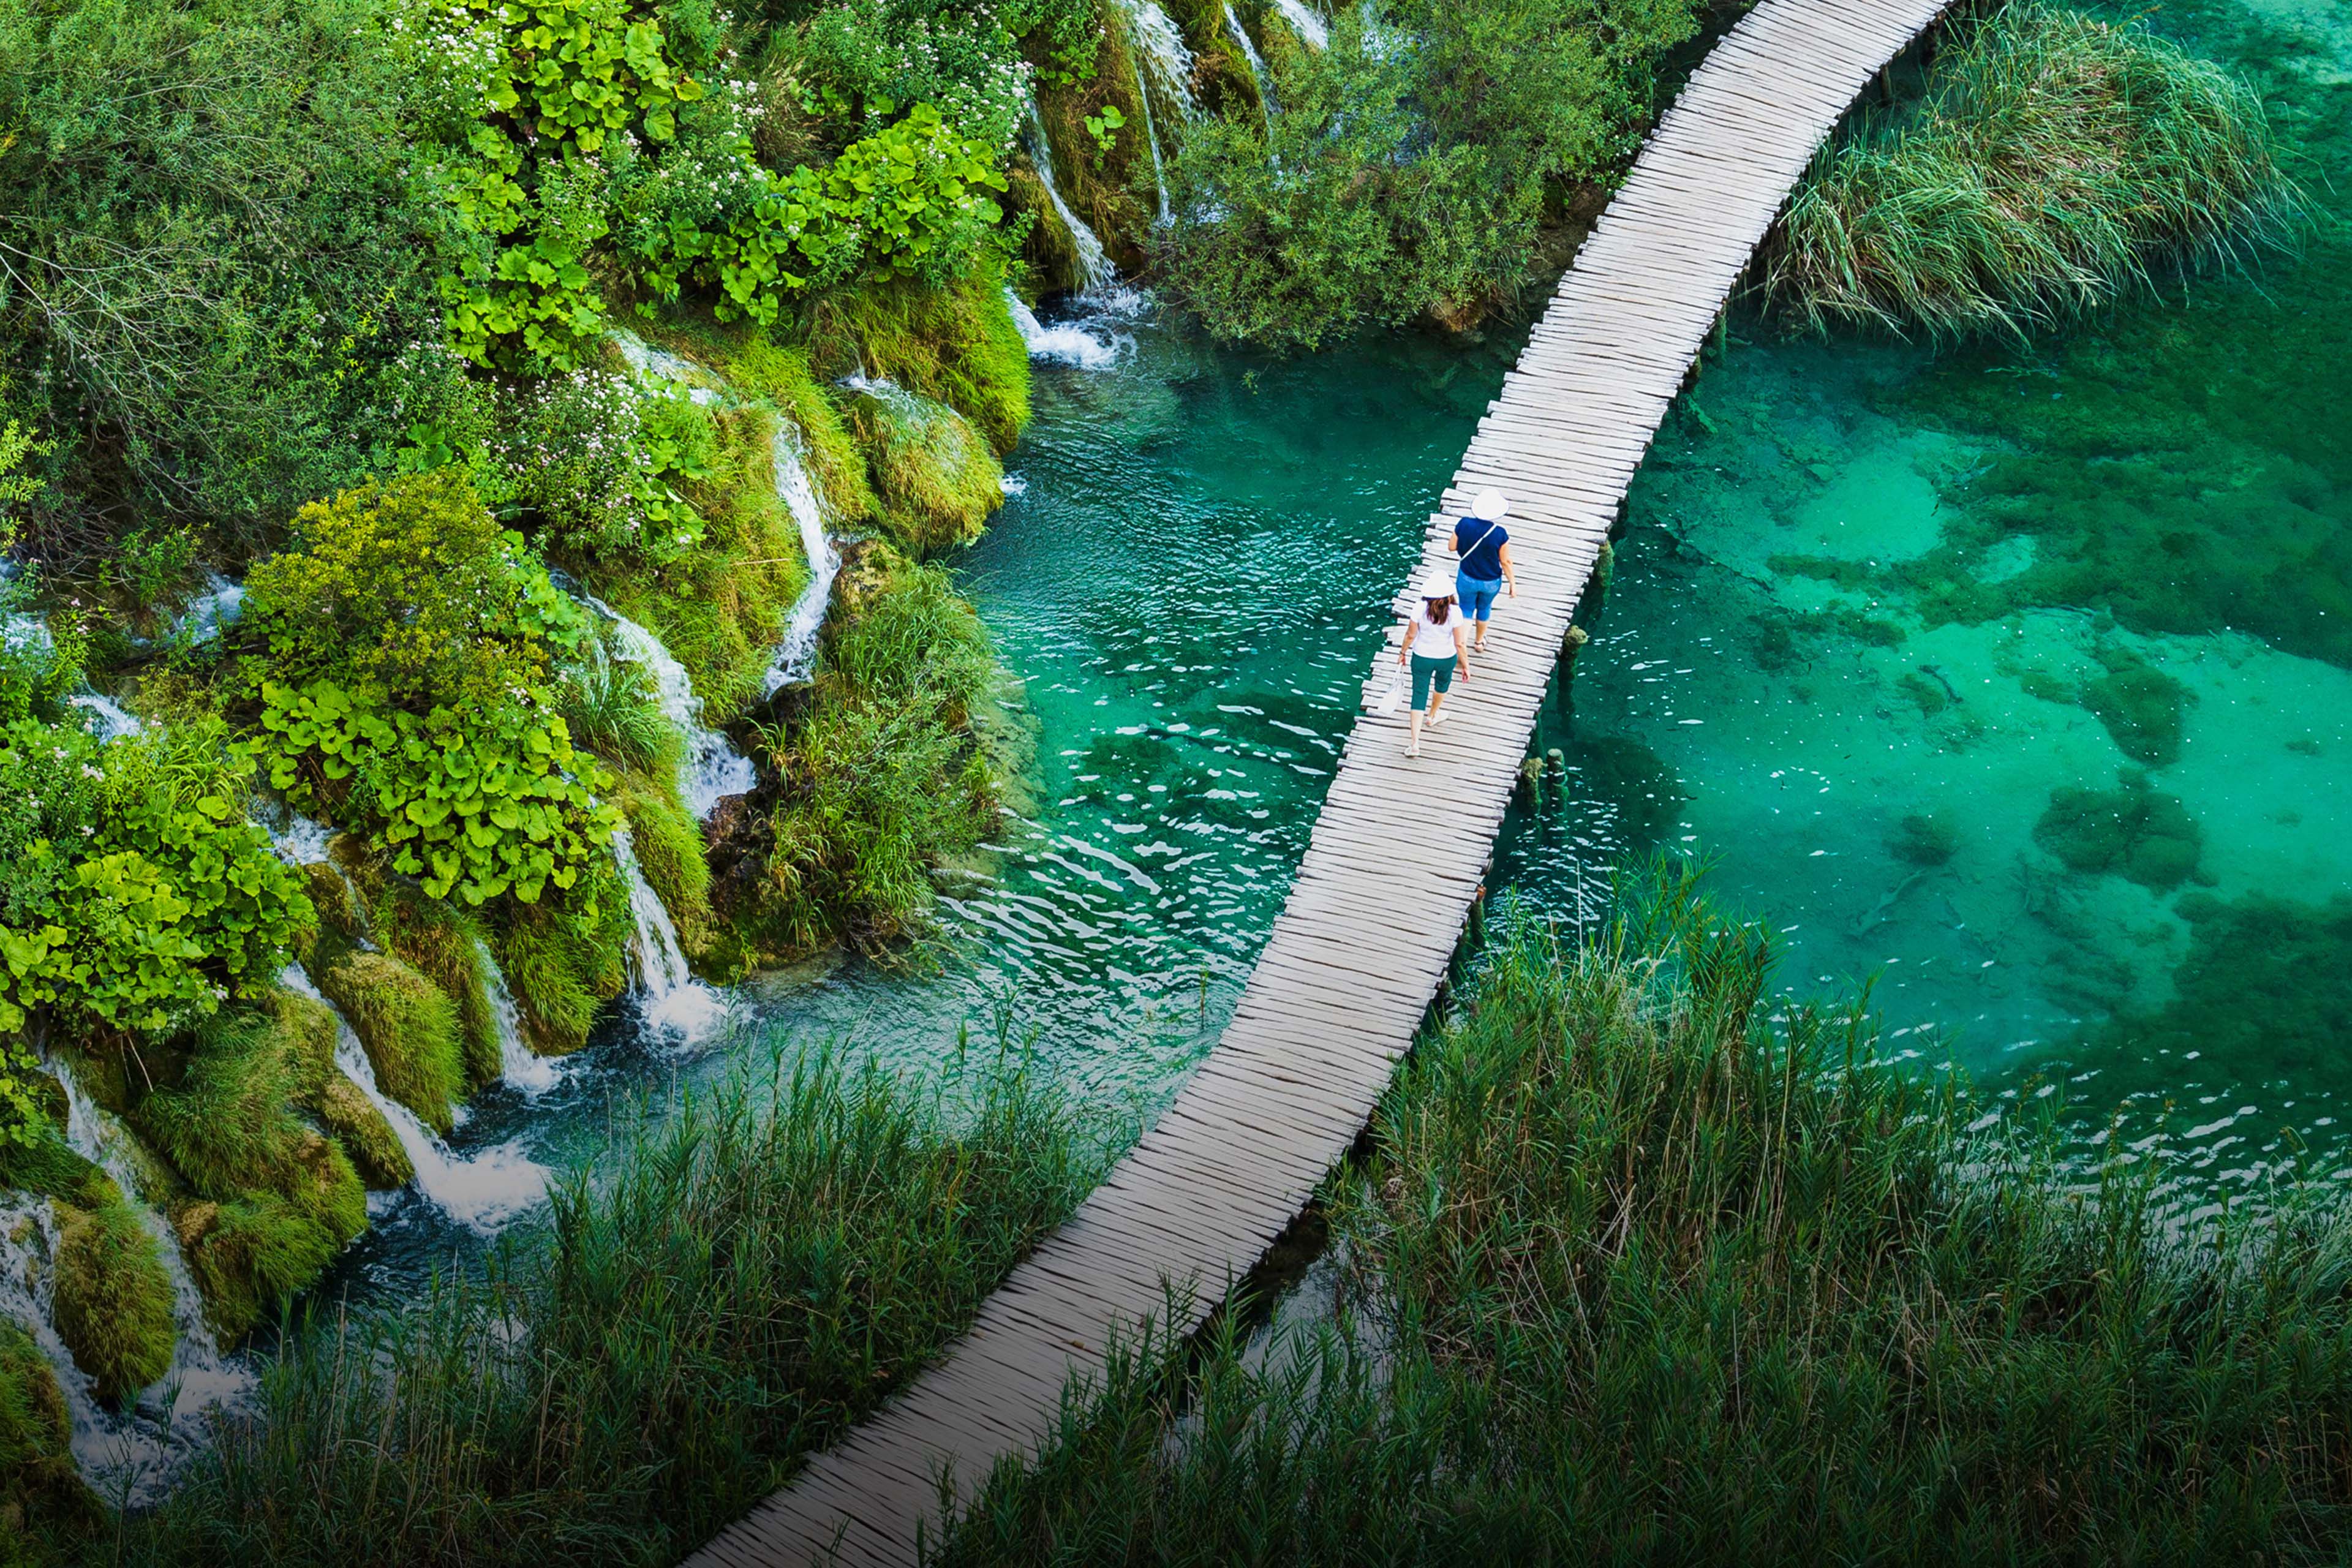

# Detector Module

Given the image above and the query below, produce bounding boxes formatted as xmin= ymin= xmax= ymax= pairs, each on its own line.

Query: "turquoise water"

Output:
xmin=336 ymin=0 xmax=2351 ymax=1302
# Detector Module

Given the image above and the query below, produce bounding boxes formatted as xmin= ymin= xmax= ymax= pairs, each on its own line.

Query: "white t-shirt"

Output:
xmin=1409 ymin=605 xmax=1462 ymax=658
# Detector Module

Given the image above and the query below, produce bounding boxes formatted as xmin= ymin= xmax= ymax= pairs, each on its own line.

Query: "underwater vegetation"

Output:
xmin=1561 ymin=733 xmax=1687 ymax=851
xmin=2033 ymin=772 xmax=2204 ymax=890
xmin=1888 ymin=808 xmax=1959 ymax=865
xmin=1771 ymin=0 xmax=2299 ymax=341
xmin=943 ymin=868 xmax=2352 ymax=1565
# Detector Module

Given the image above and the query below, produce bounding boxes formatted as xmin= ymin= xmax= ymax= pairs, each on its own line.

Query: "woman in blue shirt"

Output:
xmin=1452 ymin=489 xmax=1515 ymax=655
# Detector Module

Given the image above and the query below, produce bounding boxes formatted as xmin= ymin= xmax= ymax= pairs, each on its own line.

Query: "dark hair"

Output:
xmin=1425 ymin=594 xmax=1453 ymax=625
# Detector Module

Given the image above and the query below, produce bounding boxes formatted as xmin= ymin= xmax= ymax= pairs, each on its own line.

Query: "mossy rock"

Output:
xmin=802 ymin=265 xmax=1033 ymax=454
xmin=0 ymin=1120 xmax=114 ymax=1212
xmin=314 ymin=952 xmax=465 ymax=1134
xmin=489 ymin=865 xmax=631 ymax=1057
xmin=2033 ymin=774 xmax=2203 ymax=891
xmin=1888 ymin=810 xmax=1958 ymax=867
xmin=843 ymin=383 xmax=1005 ymax=556
xmin=180 ymin=1193 xmax=347 ymax=1344
xmin=309 ymin=1070 xmax=412 ymax=1190
xmin=0 ymin=1321 xmax=100 ymax=1548
xmin=728 ymin=337 xmax=875 ymax=524
xmin=2079 ymin=645 xmax=2190 ymax=766
xmin=617 ymin=772 xmax=715 ymax=961
xmin=50 ymin=1200 xmax=175 ymax=1405
xmin=368 ymin=875 xmax=502 ymax=1090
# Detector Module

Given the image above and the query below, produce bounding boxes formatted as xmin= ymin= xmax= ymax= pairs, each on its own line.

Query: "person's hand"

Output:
xmin=1507 ymin=582 xmax=1517 ymax=598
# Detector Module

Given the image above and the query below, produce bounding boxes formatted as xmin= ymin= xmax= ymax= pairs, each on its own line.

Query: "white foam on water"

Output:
xmin=587 ymin=599 xmax=756 ymax=820
xmin=1006 ymin=287 xmax=1129 ymax=370
xmin=761 ymin=418 xmax=841 ymax=696
xmin=473 ymin=937 xmax=563 ymax=1097
xmin=281 ymin=967 xmax=549 ymax=1235
xmin=612 ymin=829 xmax=728 ymax=1044
xmin=609 ymin=330 xmax=723 ymax=404
xmin=175 ymin=572 xmax=244 ymax=644
xmin=266 ymin=809 xmax=334 ymax=868
xmin=1022 ymin=100 xmax=1117 ymax=293
xmin=1272 ymin=0 xmax=1328 ymax=47
xmin=68 ymin=693 xmax=141 ymax=742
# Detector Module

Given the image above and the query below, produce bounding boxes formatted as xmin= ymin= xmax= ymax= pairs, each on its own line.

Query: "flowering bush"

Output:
xmin=488 ymin=370 xmax=711 ymax=566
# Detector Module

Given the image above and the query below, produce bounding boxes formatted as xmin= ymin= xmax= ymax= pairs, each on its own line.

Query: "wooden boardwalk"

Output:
xmin=688 ymin=0 xmax=1950 ymax=1560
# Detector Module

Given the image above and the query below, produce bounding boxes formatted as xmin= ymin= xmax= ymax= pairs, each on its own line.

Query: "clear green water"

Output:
xmin=336 ymin=0 xmax=2350 ymax=1300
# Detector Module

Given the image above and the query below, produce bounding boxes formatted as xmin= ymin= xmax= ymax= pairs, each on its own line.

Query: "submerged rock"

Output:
xmin=2033 ymin=772 xmax=2204 ymax=891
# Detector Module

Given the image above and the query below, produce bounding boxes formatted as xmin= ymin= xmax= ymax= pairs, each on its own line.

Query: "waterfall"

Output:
xmin=68 ymin=692 xmax=141 ymax=742
xmin=1006 ymin=287 xmax=1128 ymax=371
xmin=175 ymin=571 xmax=244 ymax=645
xmin=473 ymin=937 xmax=562 ymax=1097
xmin=281 ymin=967 xmax=549 ymax=1234
xmin=1226 ymin=3 xmax=1277 ymax=118
xmin=761 ymin=420 xmax=840 ymax=696
xmin=1021 ymin=102 xmax=1116 ymax=295
xmin=266 ymin=809 xmax=334 ymax=869
xmin=0 ymin=1196 xmax=162 ymax=1501
xmin=50 ymin=1060 xmax=256 ymax=1460
xmin=612 ymin=828 xmax=726 ymax=1042
xmin=1114 ymin=0 xmax=1199 ymax=224
xmin=1271 ymin=0 xmax=1328 ymax=47
xmin=586 ymin=599 xmax=756 ymax=821
xmin=610 ymin=330 xmax=723 ymax=405
xmin=1129 ymin=50 xmax=1172 ymax=222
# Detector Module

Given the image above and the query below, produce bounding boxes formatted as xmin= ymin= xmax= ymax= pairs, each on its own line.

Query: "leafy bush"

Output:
xmin=1770 ymin=1 xmax=2299 ymax=341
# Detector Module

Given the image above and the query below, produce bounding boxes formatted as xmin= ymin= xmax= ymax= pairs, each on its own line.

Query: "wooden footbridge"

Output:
xmin=690 ymin=0 xmax=1950 ymax=1559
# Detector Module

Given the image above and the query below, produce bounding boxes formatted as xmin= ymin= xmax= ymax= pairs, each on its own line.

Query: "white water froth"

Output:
xmin=69 ymin=692 xmax=142 ymax=742
xmin=609 ymin=330 xmax=723 ymax=405
xmin=1006 ymin=287 xmax=1129 ymax=370
xmin=1022 ymin=102 xmax=1116 ymax=293
xmin=1272 ymin=0 xmax=1329 ymax=47
xmin=587 ymin=599 xmax=756 ymax=820
xmin=761 ymin=419 xmax=840 ymax=696
xmin=0 ymin=1198 xmax=149 ymax=1499
xmin=613 ymin=827 xmax=727 ymax=1044
xmin=1225 ymin=3 xmax=1277 ymax=116
xmin=175 ymin=572 xmax=245 ymax=644
xmin=474 ymin=937 xmax=563 ymax=1097
xmin=266 ymin=809 xmax=334 ymax=868
xmin=281 ymin=967 xmax=549 ymax=1234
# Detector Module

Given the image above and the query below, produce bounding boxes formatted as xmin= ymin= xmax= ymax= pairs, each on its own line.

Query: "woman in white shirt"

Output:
xmin=1396 ymin=570 xmax=1470 ymax=758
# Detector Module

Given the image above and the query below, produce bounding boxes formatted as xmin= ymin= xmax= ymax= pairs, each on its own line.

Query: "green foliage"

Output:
xmin=726 ymin=339 xmax=875 ymax=522
xmin=315 ymin=954 xmax=466 ymax=1134
xmin=112 ymin=1047 xmax=1100 ymax=1566
xmin=484 ymin=371 xmax=712 ymax=568
xmin=843 ymin=383 xmax=1004 ymax=554
xmin=559 ymin=656 xmax=676 ymax=775
xmin=0 ymin=718 xmax=313 ymax=1038
xmin=1772 ymin=1 xmax=2299 ymax=341
xmin=50 ymin=1201 xmax=176 ymax=1405
xmin=948 ymin=867 xmax=2352 ymax=1566
xmin=616 ymin=777 xmax=713 ymax=956
xmin=0 ymin=1320 xmax=100 ymax=1553
xmin=1083 ymin=102 xmax=1123 ymax=156
xmin=184 ymin=1194 xmax=352 ymax=1345
xmin=0 ymin=0 xmax=459 ymax=561
xmin=491 ymin=872 xmax=630 ymax=1055
xmin=1160 ymin=0 xmax=1700 ymax=347
xmin=2034 ymin=771 xmax=2204 ymax=889
xmin=803 ymin=262 xmax=1033 ymax=451
xmin=366 ymin=878 xmax=504 ymax=1088
xmin=744 ymin=553 xmax=997 ymax=956
xmin=0 ymin=1037 xmax=42 ymax=1150
xmin=0 ymin=575 xmax=82 ymax=729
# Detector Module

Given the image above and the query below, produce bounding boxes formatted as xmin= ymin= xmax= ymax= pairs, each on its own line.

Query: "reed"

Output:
xmin=1770 ymin=1 xmax=2301 ymax=341
xmin=942 ymin=861 xmax=2352 ymax=1564
xmin=100 ymin=1046 xmax=1101 ymax=1568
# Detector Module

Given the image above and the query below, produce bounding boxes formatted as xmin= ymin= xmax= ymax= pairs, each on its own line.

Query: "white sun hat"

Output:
xmin=1471 ymin=489 xmax=1510 ymax=521
xmin=1417 ymin=570 xmax=1457 ymax=600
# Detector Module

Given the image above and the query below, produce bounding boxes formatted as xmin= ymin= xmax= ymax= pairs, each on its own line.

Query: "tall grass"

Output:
xmin=1770 ymin=1 xmax=2301 ymax=341
xmin=98 ymin=1047 xmax=1101 ymax=1568
xmin=942 ymin=861 xmax=2352 ymax=1564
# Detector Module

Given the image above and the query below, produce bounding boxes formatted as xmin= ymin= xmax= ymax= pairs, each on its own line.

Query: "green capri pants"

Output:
xmin=1411 ymin=654 xmax=1455 ymax=712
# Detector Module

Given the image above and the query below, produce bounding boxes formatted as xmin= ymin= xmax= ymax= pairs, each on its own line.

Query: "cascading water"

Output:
xmin=68 ymin=692 xmax=142 ymax=742
xmin=0 ymin=1197 xmax=154 ymax=1499
xmin=1022 ymin=102 xmax=1117 ymax=295
xmin=1006 ymin=287 xmax=1129 ymax=371
xmin=174 ymin=571 xmax=244 ymax=644
xmin=586 ymin=598 xmax=757 ymax=820
xmin=474 ymin=937 xmax=562 ymax=1097
xmin=610 ymin=330 xmax=723 ymax=405
xmin=1115 ymin=0 xmax=1199 ymax=223
xmin=761 ymin=420 xmax=841 ymax=696
xmin=1225 ymin=2 xmax=1277 ymax=119
xmin=1271 ymin=0 xmax=1328 ymax=48
xmin=612 ymin=827 xmax=727 ymax=1042
xmin=281 ymin=967 xmax=549 ymax=1234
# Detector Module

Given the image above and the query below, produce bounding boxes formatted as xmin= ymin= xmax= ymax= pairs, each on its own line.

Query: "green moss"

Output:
xmin=617 ymin=772 xmax=714 ymax=960
xmin=309 ymin=1071 xmax=412 ymax=1190
xmin=181 ymin=1194 xmax=347 ymax=1344
xmin=314 ymin=953 xmax=464 ymax=1134
xmin=0 ymin=1120 xmax=113 ymax=1212
xmin=50 ymin=1200 xmax=175 ymax=1404
xmin=841 ymin=383 xmax=1005 ymax=557
xmin=801 ymin=263 xmax=1033 ymax=454
xmin=367 ymin=874 xmax=502 ymax=1090
xmin=727 ymin=337 xmax=875 ymax=524
xmin=2033 ymin=772 xmax=2204 ymax=889
xmin=0 ymin=1321 xmax=99 ymax=1553
xmin=2079 ymin=644 xmax=2190 ymax=765
xmin=489 ymin=860 xmax=630 ymax=1056
xmin=1888 ymin=809 xmax=1959 ymax=866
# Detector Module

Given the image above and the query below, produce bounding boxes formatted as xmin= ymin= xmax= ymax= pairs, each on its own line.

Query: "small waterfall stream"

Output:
xmin=474 ymin=937 xmax=562 ymax=1097
xmin=586 ymin=598 xmax=757 ymax=821
xmin=1116 ymin=0 xmax=1200 ymax=223
xmin=68 ymin=692 xmax=142 ymax=742
xmin=1271 ymin=0 xmax=1328 ymax=47
xmin=1226 ymin=3 xmax=1277 ymax=118
xmin=1022 ymin=102 xmax=1117 ymax=293
xmin=612 ymin=828 xmax=727 ymax=1042
xmin=760 ymin=421 xmax=840 ymax=696
xmin=1007 ymin=288 xmax=1129 ymax=370
xmin=281 ymin=967 xmax=550 ymax=1234
xmin=0 ymin=1197 xmax=140 ymax=1498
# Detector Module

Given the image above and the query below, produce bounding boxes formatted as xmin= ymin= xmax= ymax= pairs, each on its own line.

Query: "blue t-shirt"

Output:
xmin=1455 ymin=517 xmax=1508 ymax=582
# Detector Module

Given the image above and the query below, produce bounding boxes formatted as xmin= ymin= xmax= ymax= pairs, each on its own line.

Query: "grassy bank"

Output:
xmin=941 ymin=864 xmax=2352 ymax=1564
xmin=42 ymin=1046 xmax=1102 ymax=1568
xmin=1770 ymin=0 xmax=2299 ymax=341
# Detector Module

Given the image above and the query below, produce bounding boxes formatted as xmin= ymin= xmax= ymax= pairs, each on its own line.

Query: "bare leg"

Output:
xmin=1472 ymin=620 xmax=1488 ymax=652
xmin=1427 ymin=690 xmax=1447 ymax=728
xmin=1407 ymin=710 xmax=1423 ymax=757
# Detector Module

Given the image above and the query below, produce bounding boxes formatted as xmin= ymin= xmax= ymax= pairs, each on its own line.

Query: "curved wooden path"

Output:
xmin=688 ymin=0 xmax=1950 ymax=1559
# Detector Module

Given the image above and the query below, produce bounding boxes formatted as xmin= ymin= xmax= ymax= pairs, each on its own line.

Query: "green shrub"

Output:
xmin=559 ymin=656 xmax=678 ymax=777
xmin=314 ymin=954 xmax=466 ymax=1134
xmin=484 ymin=371 xmax=713 ymax=570
xmin=843 ymin=384 xmax=1003 ymax=554
xmin=948 ymin=867 xmax=2352 ymax=1565
xmin=1771 ymin=1 xmax=2299 ymax=341
xmin=50 ymin=1200 xmax=176 ymax=1405
xmin=114 ymin=1047 xmax=1101 ymax=1566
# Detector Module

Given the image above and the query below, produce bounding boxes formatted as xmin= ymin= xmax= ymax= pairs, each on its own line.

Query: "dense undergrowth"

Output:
xmin=1 ymin=1046 xmax=1102 ymax=1566
xmin=941 ymin=865 xmax=2352 ymax=1564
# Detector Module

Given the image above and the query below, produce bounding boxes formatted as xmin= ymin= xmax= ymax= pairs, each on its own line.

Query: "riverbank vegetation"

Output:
xmin=941 ymin=865 xmax=2352 ymax=1564
xmin=1770 ymin=0 xmax=2299 ymax=341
